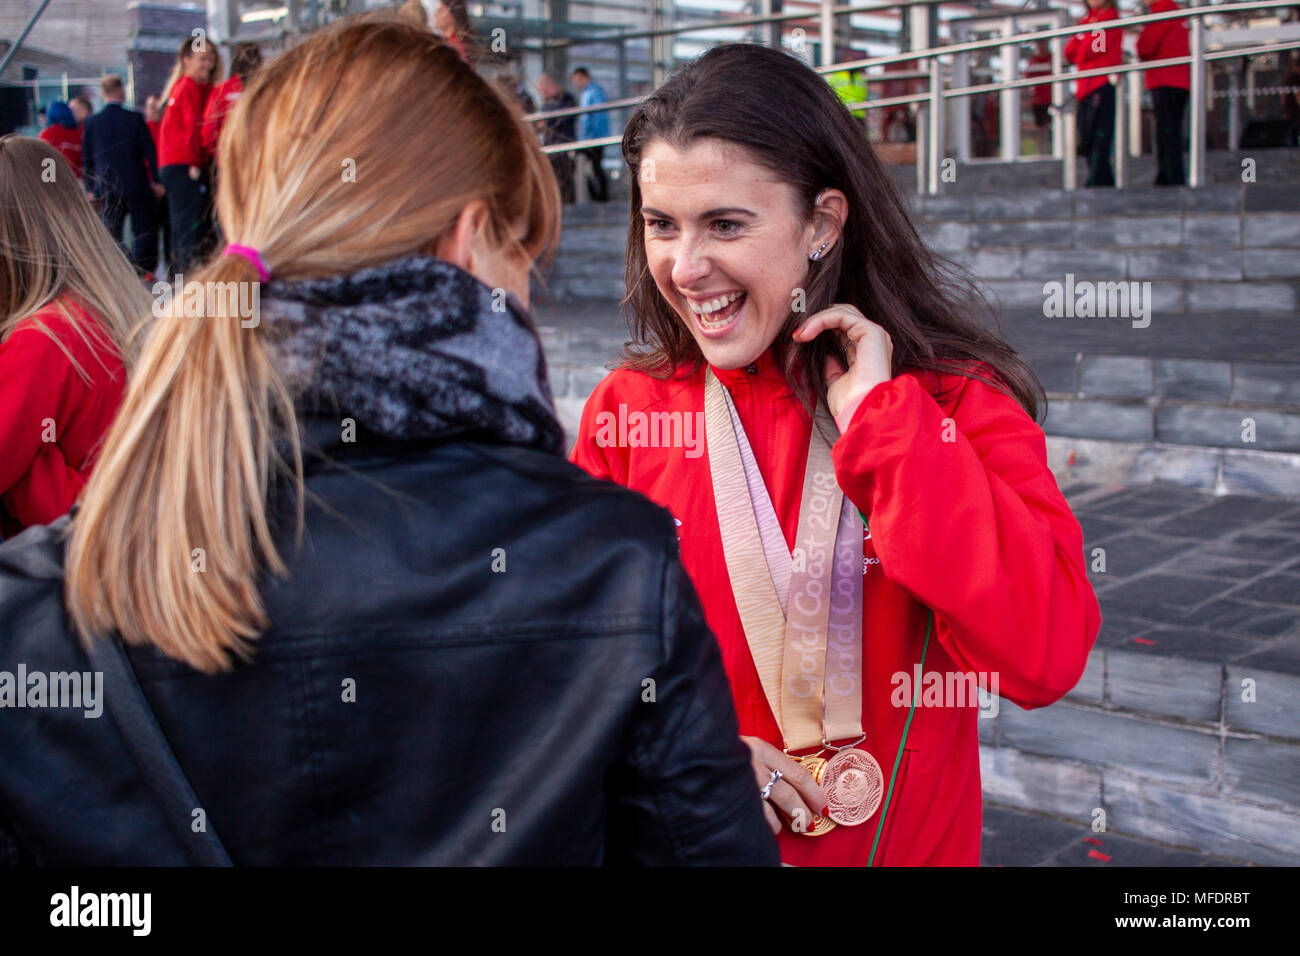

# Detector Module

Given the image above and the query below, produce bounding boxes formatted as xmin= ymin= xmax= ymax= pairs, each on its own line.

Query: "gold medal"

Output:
xmin=821 ymin=747 xmax=884 ymax=826
xmin=793 ymin=756 xmax=836 ymax=837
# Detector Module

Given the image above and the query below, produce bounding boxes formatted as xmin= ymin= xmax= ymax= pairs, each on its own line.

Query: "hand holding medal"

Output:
xmin=742 ymin=736 xmax=828 ymax=836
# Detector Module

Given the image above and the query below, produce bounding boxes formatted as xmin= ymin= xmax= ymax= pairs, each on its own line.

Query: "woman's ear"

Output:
xmin=433 ymin=200 xmax=489 ymax=271
xmin=809 ymin=188 xmax=848 ymax=256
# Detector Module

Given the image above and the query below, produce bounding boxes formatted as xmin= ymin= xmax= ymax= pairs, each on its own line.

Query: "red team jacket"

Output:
xmin=201 ymin=74 xmax=244 ymax=162
xmin=1137 ymin=0 xmax=1191 ymax=91
xmin=158 ymin=75 xmax=212 ymax=168
xmin=571 ymin=349 xmax=1101 ymax=865
xmin=0 ymin=297 xmax=125 ymax=538
xmin=38 ymin=124 xmax=83 ymax=179
xmin=1065 ymin=5 xmax=1124 ymax=100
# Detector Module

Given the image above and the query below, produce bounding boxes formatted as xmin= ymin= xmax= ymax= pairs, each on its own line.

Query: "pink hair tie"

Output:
xmin=223 ymin=243 xmax=270 ymax=282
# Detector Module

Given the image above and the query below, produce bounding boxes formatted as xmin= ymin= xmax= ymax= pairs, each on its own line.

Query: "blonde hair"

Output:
xmin=0 ymin=135 xmax=150 ymax=377
xmin=65 ymin=12 xmax=561 ymax=674
xmin=160 ymin=35 xmax=224 ymax=107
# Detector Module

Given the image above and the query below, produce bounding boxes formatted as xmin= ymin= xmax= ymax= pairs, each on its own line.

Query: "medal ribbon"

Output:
xmin=704 ymin=370 xmax=864 ymax=752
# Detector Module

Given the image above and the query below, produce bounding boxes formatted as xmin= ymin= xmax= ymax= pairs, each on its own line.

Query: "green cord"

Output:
xmin=858 ymin=509 xmax=931 ymax=867
xmin=867 ymin=608 xmax=931 ymax=867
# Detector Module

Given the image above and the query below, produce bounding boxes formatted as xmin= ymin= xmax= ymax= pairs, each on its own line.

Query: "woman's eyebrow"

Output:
xmin=640 ymin=206 xmax=757 ymax=219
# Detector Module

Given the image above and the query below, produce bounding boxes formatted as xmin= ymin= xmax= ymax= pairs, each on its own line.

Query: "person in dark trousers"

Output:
xmin=537 ymin=73 xmax=576 ymax=205
xmin=82 ymin=74 xmax=162 ymax=275
xmin=1066 ymin=0 xmax=1123 ymax=186
xmin=1137 ymin=0 xmax=1191 ymax=185
xmin=571 ymin=67 xmax=610 ymax=202
xmin=157 ymin=36 xmax=219 ymax=273
xmin=144 ymin=95 xmax=170 ymax=274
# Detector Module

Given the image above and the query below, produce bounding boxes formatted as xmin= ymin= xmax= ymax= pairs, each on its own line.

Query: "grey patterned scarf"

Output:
xmin=259 ymin=254 xmax=564 ymax=455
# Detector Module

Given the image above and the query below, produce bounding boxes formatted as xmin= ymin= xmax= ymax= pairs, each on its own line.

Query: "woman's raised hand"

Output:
xmin=793 ymin=304 xmax=894 ymax=433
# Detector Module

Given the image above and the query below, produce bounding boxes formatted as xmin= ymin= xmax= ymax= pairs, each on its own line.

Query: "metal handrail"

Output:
xmin=532 ymin=0 xmax=1300 ymax=196
xmin=526 ymin=0 xmax=1299 ymax=123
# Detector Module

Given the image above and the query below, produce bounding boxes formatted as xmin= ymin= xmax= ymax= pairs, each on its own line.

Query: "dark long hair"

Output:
xmin=620 ymin=43 xmax=1044 ymax=421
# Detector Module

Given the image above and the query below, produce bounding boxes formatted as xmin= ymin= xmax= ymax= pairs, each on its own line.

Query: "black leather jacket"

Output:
xmin=0 ymin=425 xmax=778 ymax=865
xmin=0 ymin=256 xmax=779 ymax=866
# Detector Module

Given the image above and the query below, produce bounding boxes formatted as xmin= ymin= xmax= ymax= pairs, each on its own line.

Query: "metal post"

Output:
xmin=1114 ymin=80 xmax=1127 ymax=188
xmin=1063 ymin=103 xmax=1077 ymax=191
xmin=1000 ymin=22 xmax=1018 ymax=161
xmin=1189 ymin=14 xmax=1205 ymax=187
xmin=820 ymin=0 xmax=835 ymax=67
xmin=916 ymin=105 xmax=928 ymax=195
xmin=1051 ymin=31 xmax=1065 ymax=161
xmin=1128 ymin=69 xmax=1142 ymax=157
xmin=928 ymin=55 xmax=943 ymax=195
xmin=1228 ymin=65 xmax=1241 ymax=152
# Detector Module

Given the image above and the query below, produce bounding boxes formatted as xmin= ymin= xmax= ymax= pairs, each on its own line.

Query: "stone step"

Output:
xmin=978 ymin=480 xmax=1300 ymax=866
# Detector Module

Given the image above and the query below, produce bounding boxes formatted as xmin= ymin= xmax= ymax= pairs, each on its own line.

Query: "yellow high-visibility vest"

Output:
xmin=828 ymin=69 xmax=867 ymax=118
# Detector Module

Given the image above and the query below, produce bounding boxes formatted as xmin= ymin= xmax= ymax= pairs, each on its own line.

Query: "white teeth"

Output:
xmin=687 ymin=291 xmax=742 ymax=315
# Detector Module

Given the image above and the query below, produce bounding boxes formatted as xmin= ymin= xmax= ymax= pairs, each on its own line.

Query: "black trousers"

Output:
xmin=549 ymin=153 xmax=575 ymax=205
xmin=99 ymin=189 xmax=157 ymax=275
xmin=1077 ymin=83 xmax=1116 ymax=187
xmin=159 ymin=164 xmax=211 ymax=274
xmin=578 ymin=146 xmax=609 ymax=202
xmin=1152 ymin=86 xmax=1188 ymax=185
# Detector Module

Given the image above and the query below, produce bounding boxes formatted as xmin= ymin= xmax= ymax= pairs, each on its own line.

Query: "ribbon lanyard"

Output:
xmin=704 ymin=370 xmax=864 ymax=754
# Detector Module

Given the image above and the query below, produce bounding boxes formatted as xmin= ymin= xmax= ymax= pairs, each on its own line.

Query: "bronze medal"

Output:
xmin=821 ymin=747 xmax=884 ymax=826
xmin=794 ymin=756 xmax=836 ymax=837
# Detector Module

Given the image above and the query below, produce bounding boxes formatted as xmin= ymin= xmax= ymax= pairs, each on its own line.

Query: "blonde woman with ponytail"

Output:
xmin=0 ymin=12 xmax=776 ymax=866
xmin=0 ymin=135 xmax=150 ymax=537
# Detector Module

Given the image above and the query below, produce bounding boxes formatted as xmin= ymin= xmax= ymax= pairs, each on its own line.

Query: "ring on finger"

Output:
xmin=759 ymin=768 xmax=783 ymax=800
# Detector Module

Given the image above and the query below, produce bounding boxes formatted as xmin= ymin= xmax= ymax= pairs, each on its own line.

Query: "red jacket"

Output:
xmin=158 ymin=75 xmax=211 ymax=168
xmin=201 ymin=74 xmax=243 ymax=162
xmin=1137 ymin=0 xmax=1191 ymax=91
xmin=1065 ymin=5 xmax=1124 ymax=100
xmin=571 ymin=349 xmax=1101 ymax=866
xmin=1025 ymin=52 xmax=1054 ymax=107
xmin=0 ymin=296 xmax=125 ymax=538
xmin=38 ymin=124 xmax=82 ymax=179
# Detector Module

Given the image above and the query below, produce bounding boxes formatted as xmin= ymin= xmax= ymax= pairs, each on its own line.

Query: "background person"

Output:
xmin=571 ymin=66 xmax=610 ymax=202
xmin=158 ymin=35 xmax=220 ymax=272
xmin=572 ymin=43 xmax=1101 ymax=866
xmin=38 ymin=101 xmax=82 ymax=179
xmin=144 ymin=95 xmax=170 ymax=276
xmin=202 ymin=43 xmax=261 ymax=164
xmin=536 ymin=73 xmax=576 ymax=204
xmin=1066 ymin=0 xmax=1124 ymax=186
xmin=0 ymin=136 xmax=149 ymax=538
xmin=82 ymin=74 xmax=161 ymax=275
xmin=0 ymin=14 xmax=777 ymax=867
xmin=1136 ymin=0 xmax=1191 ymax=185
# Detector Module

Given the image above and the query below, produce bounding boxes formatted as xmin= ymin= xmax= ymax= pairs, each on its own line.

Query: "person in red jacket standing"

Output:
xmin=571 ymin=44 xmax=1101 ymax=866
xmin=202 ymin=44 xmax=261 ymax=164
xmin=1137 ymin=0 xmax=1191 ymax=185
xmin=0 ymin=136 xmax=151 ymax=538
xmin=1065 ymin=0 xmax=1124 ymax=186
xmin=158 ymin=35 xmax=220 ymax=273
xmin=1024 ymin=39 xmax=1055 ymax=155
xmin=37 ymin=101 xmax=82 ymax=179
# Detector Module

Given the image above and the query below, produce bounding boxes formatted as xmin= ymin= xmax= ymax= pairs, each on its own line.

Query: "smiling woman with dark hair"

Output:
xmin=572 ymin=42 xmax=1102 ymax=867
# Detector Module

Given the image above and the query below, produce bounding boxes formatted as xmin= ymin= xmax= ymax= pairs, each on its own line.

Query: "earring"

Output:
xmin=809 ymin=240 xmax=830 ymax=261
